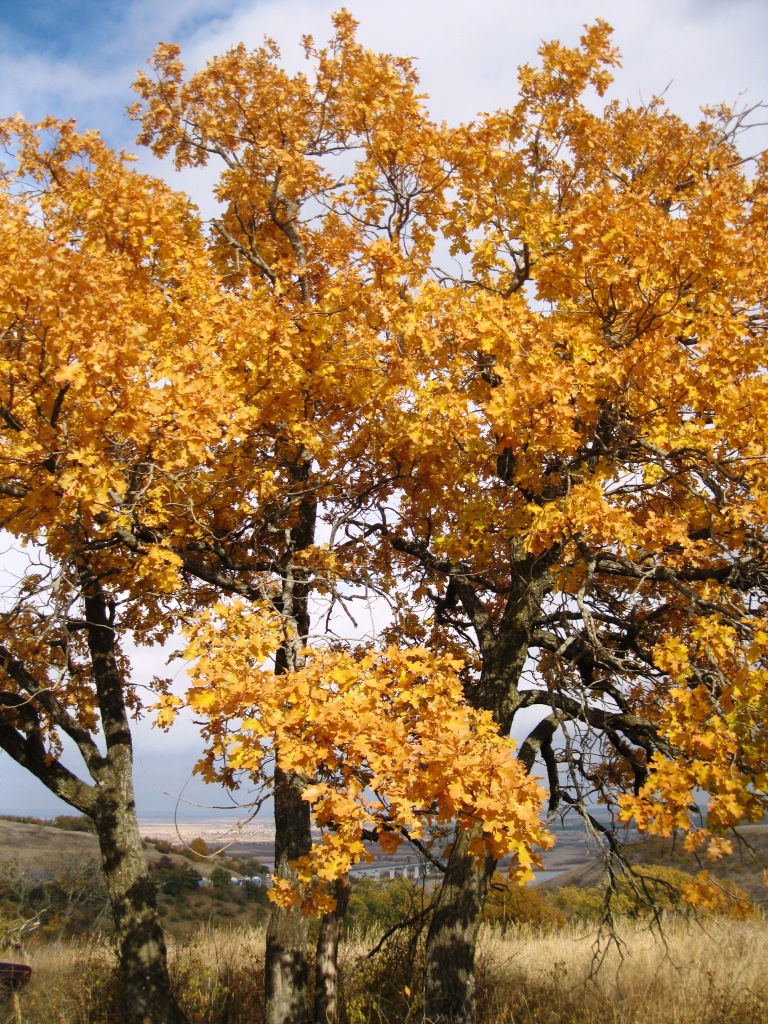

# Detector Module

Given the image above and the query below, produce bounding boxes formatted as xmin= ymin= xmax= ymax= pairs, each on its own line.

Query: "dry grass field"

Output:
xmin=472 ymin=916 xmax=768 ymax=1024
xmin=2 ymin=818 xmax=766 ymax=1022
xmin=4 ymin=915 xmax=767 ymax=1024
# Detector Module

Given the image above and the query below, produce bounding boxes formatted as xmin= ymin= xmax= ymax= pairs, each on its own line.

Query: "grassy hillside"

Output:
xmin=0 ymin=817 xmax=271 ymax=939
xmin=0 ymin=817 xmax=220 ymax=878
xmin=1 ymin=817 xmax=767 ymax=1022
xmin=542 ymin=823 xmax=768 ymax=906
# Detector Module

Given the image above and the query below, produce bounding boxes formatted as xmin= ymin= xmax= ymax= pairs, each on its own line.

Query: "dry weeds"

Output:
xmin=2 ymin=916 xmax=766 ymax=1023
xmin=474 ymin=916 xmax=768 ymax=1024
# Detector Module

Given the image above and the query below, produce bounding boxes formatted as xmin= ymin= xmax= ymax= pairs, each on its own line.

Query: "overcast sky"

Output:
xmin=0 ymin=0 xmax=766 ymax=822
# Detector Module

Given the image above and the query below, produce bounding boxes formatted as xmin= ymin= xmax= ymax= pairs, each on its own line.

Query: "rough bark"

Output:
xmin=423 ymin=826 xmax=496 ymax=1024
xmin=264 ymin=455 xmax=317 ymax=1024
xmin=0 ymin=700 xmax=183 ymax=1024
xmin=92 ymin=778 xmax=187 ymax=1024
xmin=0 ymin=569 xmax=187 ymax=1024
xmin=82 ymin=572 xmax=188 ymax=1024
xmin=421 ymin=560 xmax=547 ymax=1024
xmin=265 ymin=765 xmax=313 ymax=1024
xmin=313 ymin=876 xmax=350 ymax=1024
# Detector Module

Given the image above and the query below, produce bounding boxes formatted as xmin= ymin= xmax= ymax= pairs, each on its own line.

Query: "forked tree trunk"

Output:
xmin=423 ymin=826 xmax=496 ymax=1024
xmin=421 ymin=564 xmax=546 ymax=1024
xmin=266 ymin=766 xmax=313 ymax=1024
xmin=92 ymin=764 xmax=187 ymax=1024
xmin=313 ymin=875 xmax=350 ymax=1024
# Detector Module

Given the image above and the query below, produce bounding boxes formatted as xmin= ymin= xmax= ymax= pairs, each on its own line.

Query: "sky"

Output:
xmin=0 ymin=0 xmax=766 ymax=822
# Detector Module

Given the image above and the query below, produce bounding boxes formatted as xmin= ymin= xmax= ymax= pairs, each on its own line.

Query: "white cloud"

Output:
xmin=173 ymin=0 xmax=768 ymax=125
xmin=3 ymin=0 xmax=766 ymax=146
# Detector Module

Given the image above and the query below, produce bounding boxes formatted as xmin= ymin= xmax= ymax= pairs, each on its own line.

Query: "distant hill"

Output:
xmin=3 ymin=816 xmax=766 ymax=909
xmin=541 ymin=824 xmax=768 ymax=906
xmin=0 ymin=817 xmax=226 ymax=879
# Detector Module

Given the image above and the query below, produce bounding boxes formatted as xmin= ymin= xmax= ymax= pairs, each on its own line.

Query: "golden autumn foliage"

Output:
xmin=136 ymin=14 xmax=766 ymax=910
xmin=182 ymin=601 xmax=551 ymax=909
xmin=1 ymin=13 xmax=767 ymax=943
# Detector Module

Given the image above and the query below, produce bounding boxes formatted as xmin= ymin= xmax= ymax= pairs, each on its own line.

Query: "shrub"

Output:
xmin=210 ymin=867 xmax=232 ymax=890
xmin=0 ymin=858 xmax=109 ymax=940
xmin=51 ymin=815 xmax=96 ymax=833
xmin=231 ymin=858 xmax=270 ymax=878
xmin=187 ymin=837 xmax=210 ymax=862
xmin=240 ymin=881 xmax=270 ymax=906
xmin=550 ymin=863 xmax=752 ymax=922
xmin=145 ymin=836 xmax=181 ymax=855
xmin=152 ymin=859 xmax=202 ymax=896
xmin=483 ymin=873 xmax=565 ymax=931
xmin=344 ymin=925 xmax=424 ymax=1024
xmin=346 ymin=877 xmax=431 ymax=935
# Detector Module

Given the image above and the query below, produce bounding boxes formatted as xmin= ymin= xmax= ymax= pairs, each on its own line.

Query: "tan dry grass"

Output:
xmin=474 ymin=916 xmax=768 ymax=1024
xmin=4 ymin=917 xmax=767 ymax=1023
xmin=3 ymin=936 xmax=119 ymax=1024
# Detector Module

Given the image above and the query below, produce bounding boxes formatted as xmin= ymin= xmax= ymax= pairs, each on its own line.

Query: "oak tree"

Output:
xmin=2 ymin=13 xmax=766 ymax=1024
xmin=347 ymin=25 xmax=768 ymax=1023
xmin=131 ymin=16 xmax=461 ymax=1021
xmin=0 ymin=117 xmax=243 ymax=1024
xmin=134 ymin=17 xmax=768 ymax=1024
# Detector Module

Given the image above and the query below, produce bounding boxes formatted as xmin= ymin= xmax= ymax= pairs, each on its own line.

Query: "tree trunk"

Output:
xmin=313 ymin=876 xmax=350 ymax=1024
xmin=423 ymin=826 xmax=496 ymax=1024
xmin=92 ymin=768 xmax=187 ymax=1024
xmin=82 ymin=569 xmax=188 ymax=1024
xmin=0 ymin=562 xmax=190 ymax=1024
xmin=266 ymin=765 xmax=313 ymax=1024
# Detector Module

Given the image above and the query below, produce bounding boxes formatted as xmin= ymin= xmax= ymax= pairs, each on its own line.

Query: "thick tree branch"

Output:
xmin=390 ymin=537 xmax=497 ymax=652
xmin=0 ymin=717 xmax=96 ymax=814
xmin=0 ymin=644 xmax=106 ymax=774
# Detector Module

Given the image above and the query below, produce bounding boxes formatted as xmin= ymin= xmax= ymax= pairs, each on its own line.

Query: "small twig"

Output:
xmin=347 ymin=905 xmax=434 ymax=975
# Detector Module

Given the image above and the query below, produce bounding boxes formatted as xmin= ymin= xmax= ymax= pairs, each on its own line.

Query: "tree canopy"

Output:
xmin=131 ymin=7 xmax=768 ymax=869
xmin=1 ymin=12 xmax=766 ymax=1024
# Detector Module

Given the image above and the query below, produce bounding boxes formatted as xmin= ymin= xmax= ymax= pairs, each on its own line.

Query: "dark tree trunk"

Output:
xmin=265 ymin=457 xmax=317 ymax=1024
xmin=266 ymin=765 xmax=313 ymax=1024
xmin=0 ymin=568 xmax=188 ymax=1024
xmin=92 ymin=767 xmax=187 ymax=1024
xmin=81 ymin=572 xmax=188 ymax=1024
xmin=423 ymin=826 xmax=496 ymax=1024
xmin=313 ymin=876 xmax=350 ymax=1024
xmin=421 ymin=559 xmax=547 ymax=1024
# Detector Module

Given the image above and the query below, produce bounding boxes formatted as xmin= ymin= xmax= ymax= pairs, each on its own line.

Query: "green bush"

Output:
xmin=52 ymin=814 xmax=96 ymax=833
xmin=240 ymin=881 xmax=270 ymax=905
xmin=230 ymin=858 xmax=270 ymax=878
xmin=346 ymin=876 xmax=431 ymax=934
xmin=210 ymin=866 xmax=232 ymax=890
xmin=152 ymin=858 xmax=202 ymax=896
